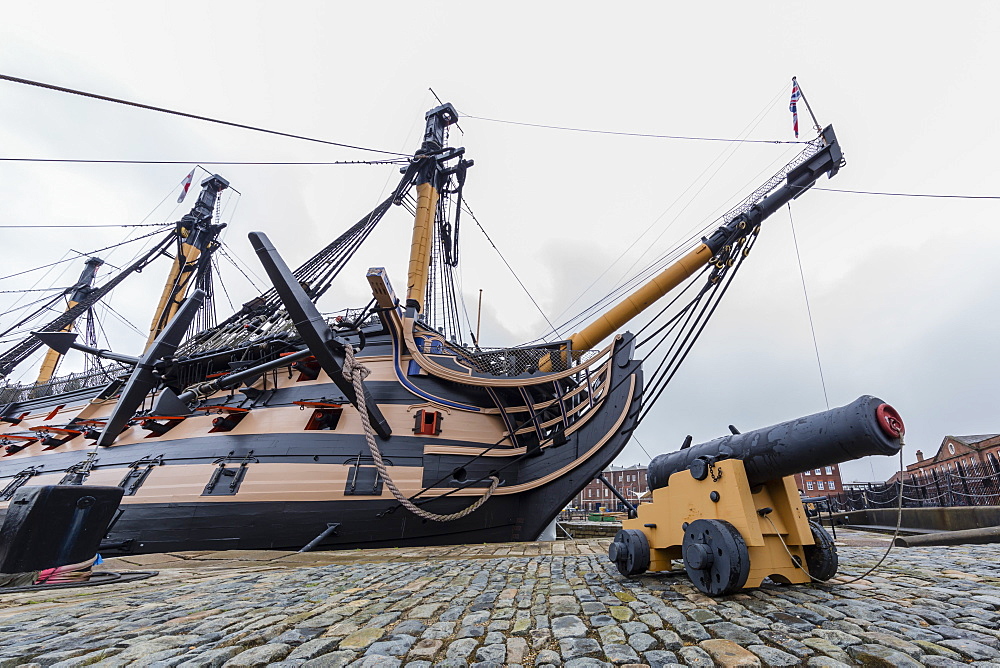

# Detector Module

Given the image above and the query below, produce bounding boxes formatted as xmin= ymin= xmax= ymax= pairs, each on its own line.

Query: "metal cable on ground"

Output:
xmin=0 ymin=73 xmax=410 ymax=157
xmin=764 ymin=433 xmax=906 ymax=585
xmin=343 ymin=343 xmax=499 ymax=522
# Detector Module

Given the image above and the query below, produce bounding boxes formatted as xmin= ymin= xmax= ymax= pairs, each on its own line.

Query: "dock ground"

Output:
xmin=1 ymin=530 xmax=999 ymax=667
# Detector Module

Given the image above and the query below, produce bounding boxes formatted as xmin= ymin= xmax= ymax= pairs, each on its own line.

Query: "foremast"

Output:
xmin=405 ymin=103 xmax=460 ymax=314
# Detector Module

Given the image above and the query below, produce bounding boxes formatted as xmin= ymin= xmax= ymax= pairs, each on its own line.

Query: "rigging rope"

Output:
xmin=460 ymin=199 xmax=562 ymax=339
xmin=343 ymin=343 xmax=499 ymax=521
xmin=0 ymin=157 xmax=409 ymax=166
xmin=788 ymin=203 xmax=829 ymax=410
xmin=635 ymin=230 xmax=760 ymax=425
xmin=0 ymin=228 xmax=169 ymax=282
xmin=812 ymin=187 xmax=1000 ymax=200
xmin=0 ymin=73 xmax=411 ymax=158
xmin=542 ymin=86 xmax=793 ymax=339
xmin=460 ymin=113 xmax=810 ymax=145
xmin=0 ymin=223 xmax=171 ymax=229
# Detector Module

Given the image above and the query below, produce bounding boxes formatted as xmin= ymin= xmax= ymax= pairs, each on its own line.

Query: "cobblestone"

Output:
xmin=0 ymin=532 xmax=998 ymax=666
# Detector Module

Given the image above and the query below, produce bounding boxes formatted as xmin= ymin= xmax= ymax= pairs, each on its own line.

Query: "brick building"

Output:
xmin=893 ymin=434 xmax=1000 ymax=482
xmin=571 ymin=464 xmax=648 ymax=512
xmin=793 ymin=464 xmax=844 ymax=496
xmin=570 ymin=460 xmax=848 ymax=511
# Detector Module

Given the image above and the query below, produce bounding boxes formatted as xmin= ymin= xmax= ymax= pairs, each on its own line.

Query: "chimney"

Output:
xmin=916 ymin=450 xmax=924 ymax=462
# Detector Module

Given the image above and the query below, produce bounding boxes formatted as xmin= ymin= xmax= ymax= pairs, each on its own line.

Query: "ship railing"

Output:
xmin=441 ymin=341 xmax=601 ymax=377
xmin=458 ymin=344 xmax=616 ymax=449
xmin=0 ymin=362 xmax=132 ymax=405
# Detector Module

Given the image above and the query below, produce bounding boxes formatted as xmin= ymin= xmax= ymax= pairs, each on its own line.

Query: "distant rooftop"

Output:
xmin=949 ymin=434 xmax=1000 ymax=447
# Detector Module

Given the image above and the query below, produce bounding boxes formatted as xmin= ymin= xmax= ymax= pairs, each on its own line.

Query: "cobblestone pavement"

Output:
xmin=1 ymin=531 xmax=999 ymax=667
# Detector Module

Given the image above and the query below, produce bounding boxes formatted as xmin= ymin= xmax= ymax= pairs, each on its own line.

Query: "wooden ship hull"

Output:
xmin=0 ymin=321 xmax=641 ymax=554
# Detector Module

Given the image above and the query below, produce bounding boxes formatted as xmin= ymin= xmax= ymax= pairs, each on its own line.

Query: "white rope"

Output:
xmin=342 ymin=343 xmax=500 ymax=522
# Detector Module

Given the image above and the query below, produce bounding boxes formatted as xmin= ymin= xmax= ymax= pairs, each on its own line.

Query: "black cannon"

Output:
xmin=649 ymin=395 xmax=904 ymax=490
xmin=608 ymin=396 xmax=904 ymax=595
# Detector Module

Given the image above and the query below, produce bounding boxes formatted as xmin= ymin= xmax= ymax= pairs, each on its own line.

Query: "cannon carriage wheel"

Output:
xmin=608 ymin=529 xmax=650 ymax=577
xmin=681 ymin=519 xmax=750 ymax=596
xmin=804 ymin=520 xmax=838 ymax=581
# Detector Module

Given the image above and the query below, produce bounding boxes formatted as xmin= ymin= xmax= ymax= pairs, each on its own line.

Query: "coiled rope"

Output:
xmin=342 ymin=343 xmax=500 ymax=521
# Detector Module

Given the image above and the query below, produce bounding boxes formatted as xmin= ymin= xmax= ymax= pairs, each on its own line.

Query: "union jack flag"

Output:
xmin=789 ymin=80 xmax=801 ymax=138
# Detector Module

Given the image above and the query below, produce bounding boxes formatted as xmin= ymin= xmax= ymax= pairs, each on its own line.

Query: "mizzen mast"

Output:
xmin=33 ymin=256 xmax=103 ymax=385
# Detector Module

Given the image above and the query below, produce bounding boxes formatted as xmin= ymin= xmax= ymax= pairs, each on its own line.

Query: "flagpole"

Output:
xmin=792 ymin=77 xmax=822 ymax=133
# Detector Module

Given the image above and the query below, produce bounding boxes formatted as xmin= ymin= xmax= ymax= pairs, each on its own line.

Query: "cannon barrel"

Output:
xmin=647 ymin=395 xmax=903 ymax=490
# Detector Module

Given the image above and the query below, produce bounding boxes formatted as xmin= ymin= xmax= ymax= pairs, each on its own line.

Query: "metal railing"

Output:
xmin=0 ymin=362 xmax=130 ymax=405
xmin=828 ymin=460 xmax=1000 ymax=511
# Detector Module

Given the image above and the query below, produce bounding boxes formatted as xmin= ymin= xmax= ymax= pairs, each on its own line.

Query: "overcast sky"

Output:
xmin=1 ymin=2 xmax=998 ymax=482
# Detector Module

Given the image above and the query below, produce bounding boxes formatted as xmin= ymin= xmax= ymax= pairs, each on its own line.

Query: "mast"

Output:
xmin=405 ymin=103 xmax=459 ymax=314
xmin=33 ymin=256 xmax=103 ymax=385
xmin=145 ymin=174 xmax=229 ymax=349
xmin=566 ymin=126 xmax=844 ymax=353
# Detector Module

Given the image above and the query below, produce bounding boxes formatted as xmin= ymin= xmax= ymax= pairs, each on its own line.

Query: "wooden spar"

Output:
xmin=567 ymin=243 xmax=714 ymax=353
xmin=145 ymin=239 xmax=204 ymax=349
xmin=554 ymin=123 xmax=844 ymax=358
xmin=404 ymin=181 xmax=440 ymax=313
xmin=476 ymin=289 xmax=483 ymax=344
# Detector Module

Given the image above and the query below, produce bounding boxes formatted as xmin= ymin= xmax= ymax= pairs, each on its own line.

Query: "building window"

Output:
xmin=806 ymin=481 xmax=814 ymax=491
xmin=825 ymin=466 xmax=833 ymax=474
xmin=828 ymin=481 xmax=836 ymax=490
xmin=804 ymin=470 xmax=811 ymax=475
xmin=814 ymin=469 xmax=821 ymax=475
xmin=817 ymin=481 xmax=825 ymax=490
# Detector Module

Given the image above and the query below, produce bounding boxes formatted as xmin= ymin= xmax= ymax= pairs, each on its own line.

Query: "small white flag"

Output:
xmin=177 ymin=168 xmax=196 ymax=203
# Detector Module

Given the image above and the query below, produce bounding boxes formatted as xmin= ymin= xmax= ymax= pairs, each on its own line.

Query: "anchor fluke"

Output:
xmin=30 ymin=331 xmax=140 ymax=365
xmin=95 ymin=290 xmax=205 ymax=447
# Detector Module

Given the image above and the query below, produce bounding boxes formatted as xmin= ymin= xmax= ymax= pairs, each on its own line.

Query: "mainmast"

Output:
xmin=145 ymin=174 xmax=229 ymax=349
xmin=32 ymin=257 xmax=103 ymax=385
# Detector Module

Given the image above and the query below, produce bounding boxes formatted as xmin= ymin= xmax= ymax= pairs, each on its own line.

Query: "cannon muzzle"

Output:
xmin=647 ymin=395 xmax=903 ymax=490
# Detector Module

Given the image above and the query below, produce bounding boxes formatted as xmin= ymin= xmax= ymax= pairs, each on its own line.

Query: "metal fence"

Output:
xmin=829 ymin=459 xmax=1000 ymax=511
